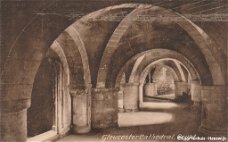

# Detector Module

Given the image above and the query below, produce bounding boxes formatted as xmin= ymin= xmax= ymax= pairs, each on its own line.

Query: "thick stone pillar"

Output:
xmin=144 ymin=83 xmax=157 ymax=97
xmin=91 ymin=88 xmax=118 ymax=128
xmin=190 ymin=80 xmax=202 ymax=110
xmin=1 ymin=99 xmax=30 ymax=142
xmin=174 ymin=81 xmax=188 ymax=97
xmin=199 ymin=86 xmax=226 ymax=136
xmin=70 ymin=86 xmax=91 ymax=134
xmin=139 ymin=83 xmax=144 ymax=107
xmin=117 ymin=86 xmax=124 ymax=112
xmin=123 ymin=83 xmax=139 ymax=112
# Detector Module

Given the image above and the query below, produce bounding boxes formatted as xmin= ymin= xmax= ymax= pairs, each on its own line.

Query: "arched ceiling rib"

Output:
xmin=139 ymin=58 xmax=192 ymax=84
xmin=128 ymin=55 xmax=184 ymax=83
xmin=115 ymin=49 xmax=200 ymax=88
xmin=107 ymin=25 xmax=213 ymax=87
xmin=127 ymin=49 xmax=198 ymax=85
xmin=95 ymin=4 xmax=224 ymax=88
xmin=143 ymin=62 xmax=180 ymax=82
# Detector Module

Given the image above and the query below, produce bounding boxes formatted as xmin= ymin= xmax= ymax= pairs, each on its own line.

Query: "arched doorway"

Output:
xmin=27 ymin=49 xmax=72 ymax=141
xmin=27 ymin=57 xmax=56 ymax=137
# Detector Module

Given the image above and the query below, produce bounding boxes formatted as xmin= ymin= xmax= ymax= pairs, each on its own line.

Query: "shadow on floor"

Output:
xmin=56 ymin=100 xmax=202 ymax=142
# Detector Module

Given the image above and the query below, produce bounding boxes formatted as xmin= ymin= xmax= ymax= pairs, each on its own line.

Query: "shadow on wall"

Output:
xmin=27 ymin=58 xmax=55 ymax=137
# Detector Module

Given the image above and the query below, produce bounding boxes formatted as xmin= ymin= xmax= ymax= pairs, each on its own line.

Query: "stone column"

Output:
xmin=117 ymin=85 xmax=124 ymax=112
xmin=190 ymin=80 xmax=202 ymax=110
xmin=70 ymin=86 xmax=91 ymax=134
xmin=174 ymin=81 xmax=188 ymax=97
xmin=1 ymin=99 xmax=30 ymax=142
xmin=123 ymin=83 xmax=139 ymax=112
xmin=91 ymin=88 xmax=118 ymax=128
xmin=144 ymin=82 xmax=157 ymax=97
xmin=139 ymin=83 xmax=144 ymax=107
xmin=199 ymin=86 xmax=226 ymax=136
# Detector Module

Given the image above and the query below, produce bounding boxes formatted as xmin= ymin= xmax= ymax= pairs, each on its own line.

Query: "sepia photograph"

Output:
xmin=0 ymin=0 xmax=227 ymax=141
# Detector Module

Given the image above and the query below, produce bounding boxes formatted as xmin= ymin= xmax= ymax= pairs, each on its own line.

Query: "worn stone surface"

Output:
xmin=144 ymin=83 xmax=157 ymax=97
xmin=190 ymin=80 xmax=201 ymax=102
xmin=174 ymin=81 xmax=189 ymax=97
xmin=1 ymin=109 xmax=27 ymax=142
xmin=123 ymin=83 xmax=139 ymax=112
xmin=71 ymin=87 xmax=91 ymax=134
xmin=91 ymin=88 xmax=118 ymax=128
xmin=199 ymin=86 xmax=227 ymax=136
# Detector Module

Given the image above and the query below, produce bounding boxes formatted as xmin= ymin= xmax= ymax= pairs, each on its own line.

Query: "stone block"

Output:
xmin=91 ymin=88 xmax=118 ymax=128
xmin=123 ymin=83 xmax=139 ymax=111
xmin=190 ymin=80 xmax=201 ymax=102
xmin=199 ymin=86 xmax=226 ymax=136
xmin=144 ymin=83 xmax=157 ymax=97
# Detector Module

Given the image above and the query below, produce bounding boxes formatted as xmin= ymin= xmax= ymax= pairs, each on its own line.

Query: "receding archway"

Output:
xmin=96 ymin=4 xmax=225 ymax=88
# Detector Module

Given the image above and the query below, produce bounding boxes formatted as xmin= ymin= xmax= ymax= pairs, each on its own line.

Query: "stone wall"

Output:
xmin=27 ymin=58 xmax=55 ymax=137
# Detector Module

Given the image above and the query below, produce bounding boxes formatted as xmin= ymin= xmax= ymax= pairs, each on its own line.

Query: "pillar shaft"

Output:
xmin=144 ymin=83 xmax=157 ymax=97
xmin=123 ymin=83 xmax=139 ymax=112
xmin=70 ymin=86 xmax=91 ymax=134
xmin=191 ymin=80 xmax=201 ymax=102
xmin=199 ymin=86 xmax=226 ymax=136
xmin=190 ymin=80 xmax=202 ymax=110
xmin=117 ymin=89 xmax=124 ymax=112
xmin=91 ymin=88 xmax=118 ymax=128
xmin=139 ymin=83 xmax=144 ymax=107
xmin=1 ymin=99 xmax=30 ymax=142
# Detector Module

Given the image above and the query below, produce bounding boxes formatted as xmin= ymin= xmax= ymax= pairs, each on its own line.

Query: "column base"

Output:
xmin=124 ymin=108 xmax=139 ymax=112
xmin=72 ymin=125 xmax=91 ymax=134
xmin=191 ymin=102 xmax=201 ymax=112
xmin=199 ymin=125 xmax=227 ymax=136
xmin=118 ymin=108 xmax=124 ymax=112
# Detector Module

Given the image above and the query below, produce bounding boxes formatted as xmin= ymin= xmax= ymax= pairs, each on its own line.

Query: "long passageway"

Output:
xmin=56 ymin=101 xmax=200 ymax=142
xmin=1 ymin=1 xmax=227 ymax=142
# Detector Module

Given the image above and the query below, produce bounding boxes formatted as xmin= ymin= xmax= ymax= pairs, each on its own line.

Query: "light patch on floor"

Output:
xmin=140 ymin=102 xmax=179 ymax=109
xmin=118 ymin=112 xmax=173 ymax=127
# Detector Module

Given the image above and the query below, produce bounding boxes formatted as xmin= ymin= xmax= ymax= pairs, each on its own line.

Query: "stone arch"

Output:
xmin=154 ymin=64 xmax=179 ymax=81
xmin=161 ymin=61 xmax=184 ymax=82
xmin=115 ymin=49 xmax=199 ymax=88
xmin=128 ymin=54 xmax=186 ymax=83
xmin=0 ymin=11 xmax=93 ymax=142
xmin=141 ymin=62 xmax=180 ymax=82
xmin=96 ymin=3 xmax=224 ymax=87
xmin=138 ymin=58 xmax=193 ymax=84
xmin=65 ymin=26 xmax=91 ymax=87
xmin=49 ymin=41 xmax=70 ymax=85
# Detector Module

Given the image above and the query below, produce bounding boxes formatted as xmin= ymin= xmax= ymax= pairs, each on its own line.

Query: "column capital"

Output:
xmin=201 ymin=85 xmax=226 ymax=92
xmin=144 ymin=82 xmax=157 ymax=85
xmin=122 ymin=82 xmax=140 ymax=87
xmin=190 ymin=80 xmax=201 ymax=84
xmin=69 ymin=83 xmax=92 ymax=97
xmin=92 ymin=87 xmax=119 ymax=93
xmin=1 ymin=99 xmax=31 ymax=113
xmin=174 ymin=81 xmax=187 ymax=83
xmin=70 ymin=89 xmax=89 ymax=97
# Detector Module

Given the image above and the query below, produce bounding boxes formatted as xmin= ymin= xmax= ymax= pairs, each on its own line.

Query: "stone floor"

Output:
xmin=56 ymin=100 xmax=201 ymax=142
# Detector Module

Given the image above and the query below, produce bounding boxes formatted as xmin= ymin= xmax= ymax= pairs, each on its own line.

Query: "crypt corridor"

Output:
xmin=1 ymin=0 xmax=227 ymax=142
